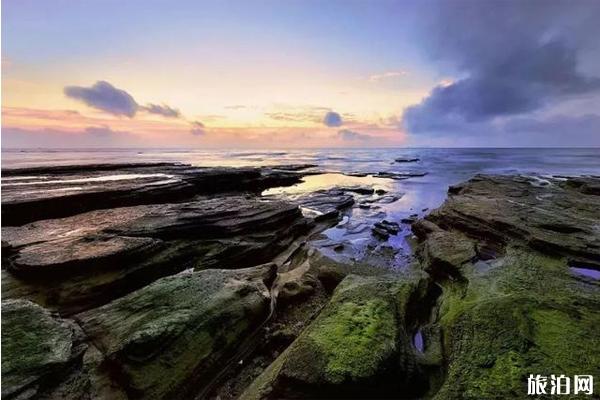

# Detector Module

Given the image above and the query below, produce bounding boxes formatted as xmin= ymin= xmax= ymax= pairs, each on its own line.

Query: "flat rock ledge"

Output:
xmin=1 ymin=163 xmax=308 ymax=226
xmin=2 ymin=195 xmax=311 ymax=314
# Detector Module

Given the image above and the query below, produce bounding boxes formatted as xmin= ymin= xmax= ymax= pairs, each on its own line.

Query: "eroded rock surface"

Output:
xmin=2 ymin=196 xmax=310 ymax=314
xmin=2 ymin=163 xmax=306 ymax=226
xmin=75 ymin=264 xmax=276 ymax=399
xmin=412 ymin=175 xmax=600 ymax=398
xmin=4 ymin=168 xmax=599 ymax=400
xmin=241 ymin=273 xmax=432 ymax=399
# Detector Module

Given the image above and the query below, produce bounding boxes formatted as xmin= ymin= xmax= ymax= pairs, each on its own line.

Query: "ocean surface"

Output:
xmin=3 ymin=148 xmax=600 ymax=267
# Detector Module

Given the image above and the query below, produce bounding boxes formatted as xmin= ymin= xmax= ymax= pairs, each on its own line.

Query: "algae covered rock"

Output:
xmin=432 ymin=249 xmax=600 ymax=399
xmin=1 ymin=299 xmax=86 ymax=400
xmin=242 ymin=274 xmax=430 ymax=399
xmin=413 ymin=175 xmax=600 ymax=399
xmin=76 ymin=263 xmax=276 ymax=399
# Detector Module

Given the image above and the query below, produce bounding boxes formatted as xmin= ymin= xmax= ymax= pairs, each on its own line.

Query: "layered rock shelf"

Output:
xmin=1 ymin=163 xmax=310 ymax=226
xmin=2 ymin=164 xmax=599 ymax=399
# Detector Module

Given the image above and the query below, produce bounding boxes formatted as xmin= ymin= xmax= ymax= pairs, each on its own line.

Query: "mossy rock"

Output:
xmin=413 ymin=176 xmax=600 ymax=399
xmin=242 ymin=274 xmax=430 ymax=399
xmin=430 ymin=244 xmax=600 ymax=399
xmin=1 ymin=299 xmax=85 ymax=400
xmin=76 ymin=263 xmax=276 ymax=399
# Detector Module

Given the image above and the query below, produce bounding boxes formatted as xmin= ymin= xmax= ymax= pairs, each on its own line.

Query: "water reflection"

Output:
xmin=262 ymin=173 xmax=393 ymax=196
xmin=413 ymin=330 xmax=424 ymax=353
xmin=570 ymin=266 xmax=600 ymax=280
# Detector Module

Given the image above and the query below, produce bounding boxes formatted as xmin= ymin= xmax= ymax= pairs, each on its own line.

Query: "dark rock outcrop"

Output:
xmin=425 ymin=175 xmax=600 ymax=266
xmin=2 ymin=196 xmax=310 ymax=314
xmin=372 ymin=220 xmax=400 ymax=240
xmin=411 ymin=175 xmax=600 ymax=399
xmin=394 ymin=157 xmax=419 ymax=163
xmin=293 ymin=189 xmax=355 ymax=221
xmin=376 ymin=171 xmax=427 ymax=180
xmin=2 ymin=163 xmax=306 ymax=226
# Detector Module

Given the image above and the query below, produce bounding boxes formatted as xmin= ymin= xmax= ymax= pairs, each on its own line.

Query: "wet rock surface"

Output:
xmin=293 ymin=189 xmax=355 ymax=220
xmin=375 ymin=171 xmax=428 ymax=180
xmin=394 ymin=157 xmax=420 ymax=163
xmin=3 ymin=164 xmax=599 ymax=400
xmin=2 ymin=163 xmax=306 ymax=226
xmin=372 ymin=220 xmax=401 ymax=240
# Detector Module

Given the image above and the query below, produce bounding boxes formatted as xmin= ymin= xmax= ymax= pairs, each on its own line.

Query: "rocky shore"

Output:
xmin=2 ymin=163 xmax=599 ymax=399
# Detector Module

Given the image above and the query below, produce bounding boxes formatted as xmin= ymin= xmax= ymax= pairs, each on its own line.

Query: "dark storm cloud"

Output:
xmin=323 ymin=111 xmax=343 ymax=127
xmin=190 ymin=121 xmax=206 ymax=136
xmin=64 ymin=81 xmax=139 ymax=117
xmin=141 ymin=103 xmax=181 ymax=118
xmin=338 ymin=129 xmax=371 ymax=141
xmin=403 ymin=0 xmax=600 ymax=135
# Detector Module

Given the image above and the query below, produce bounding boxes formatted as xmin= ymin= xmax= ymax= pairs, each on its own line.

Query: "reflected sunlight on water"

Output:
xmin=262 ymin=173 xmax=393 ymax=196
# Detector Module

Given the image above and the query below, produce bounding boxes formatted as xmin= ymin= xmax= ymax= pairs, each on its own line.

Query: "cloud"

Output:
xmin=84 ymin=125 xmax=125 ymax=137
xmin=64 ymin=81 xmax=139 ymax=117
xmin=141 ymin=103 xmax=181 ymax=118
xmin=2 ymin=125 xmax=137 ymax=147
xmin=323 ymin=111 xmax=343 ymax=127
xmin=2 ymin=107 xmax=81 ymax=121
xmin=338 ymin=129 xmax=371 ymax=141
xmin=65 ymin=81 xmax=183 ymax=120
xmin=501 ymin=113 xmax=600 ymax=145
xmin=190 ymin=121 xmax=206 ymax=136
xmin=403 ymin=1 xmax=600 ymax=137
xmin=265 ymin=112 xmax=320 ymax=123
xmin=368 ymin=70 xmax=408 ymax=83
xmin=264 ymin=105 xmax=332 ymax=124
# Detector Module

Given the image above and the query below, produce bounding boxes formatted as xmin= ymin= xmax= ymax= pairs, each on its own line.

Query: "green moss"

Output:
xmin=309 ymin=299 xmax=396 ymax=383
xmin=531 ymin=309 xmax=600 ymax=379
xmin=432 ymin=245 xmax=600 ymax=399
xmin=464 ymin=350 xmax=526 ymax=398
xmin=1 ymin=299 xmax=79 ymax=398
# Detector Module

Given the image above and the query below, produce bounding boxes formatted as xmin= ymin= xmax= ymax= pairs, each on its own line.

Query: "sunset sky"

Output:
xmin=3 ymin=0 xmax=600 ymax=148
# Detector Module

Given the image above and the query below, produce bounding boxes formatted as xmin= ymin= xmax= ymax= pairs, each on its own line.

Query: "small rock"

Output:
xmin=394 ymin=157 xmax=420 ymax=163
xmin=372 ymin=226 xmax=390 ymax=240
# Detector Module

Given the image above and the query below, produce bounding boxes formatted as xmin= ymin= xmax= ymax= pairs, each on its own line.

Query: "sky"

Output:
xmin=2 ymin=0 xmax=600 ymax=148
